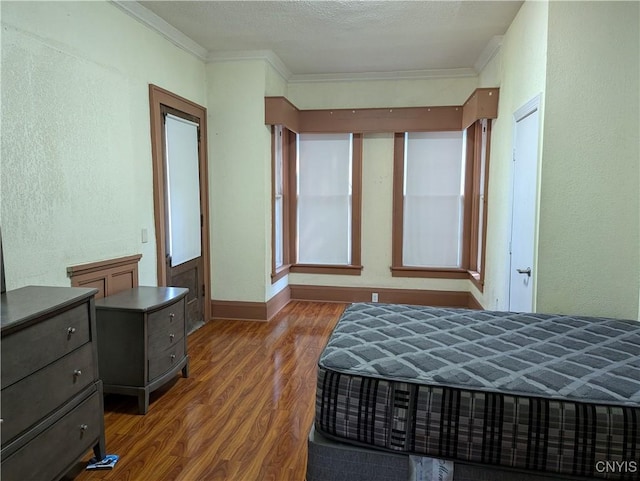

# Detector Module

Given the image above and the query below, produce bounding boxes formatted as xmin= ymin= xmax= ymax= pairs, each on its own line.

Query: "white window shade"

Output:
xmin=403 ymin=131 xmax=464 ymax=268
xmin=297 ymin=133 xmax=352 ymax=265
xmin=165 ymin=114 xmax=201 ymax=267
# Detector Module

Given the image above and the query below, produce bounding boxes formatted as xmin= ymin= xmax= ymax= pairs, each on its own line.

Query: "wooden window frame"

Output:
xmin=288 ymin=133 xmax=363 ymax=276
xmin=391 ymin=120 xmax=491 ymax=285
xmin=271 ymin=126 xmax=292 ymax=283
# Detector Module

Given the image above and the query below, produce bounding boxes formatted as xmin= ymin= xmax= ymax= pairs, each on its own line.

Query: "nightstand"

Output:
xmin=95 ymin=286 xmax=189 ymax=414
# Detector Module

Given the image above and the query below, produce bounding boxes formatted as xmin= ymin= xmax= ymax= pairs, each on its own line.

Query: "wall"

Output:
xmin=537 ymin=1 xmax=639 ymax=318
xmin=286 ymin=76 xmax=477 ymax=294
xmin=1 ymin=1 xmax=206 ymax=289
xmin=207 ymin=60 xmax=282 ymax=303
xmin=472 ymin=0 xmax=549 ymax=310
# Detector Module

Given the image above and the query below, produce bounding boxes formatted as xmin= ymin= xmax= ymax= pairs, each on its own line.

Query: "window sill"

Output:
xmin=290 ymin=264 xmax=363 ymax=276
xmin=390 ymin=266 xmax=469 ymax=279
xmin=468 ymin=270 xmax=485 ymax=292
xmin=271 ymin=264 xmax=291 ymax=284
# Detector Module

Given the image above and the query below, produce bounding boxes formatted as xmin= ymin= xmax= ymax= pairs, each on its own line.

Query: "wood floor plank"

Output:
xmin=66 ymin=301 xmax=344 ymax=481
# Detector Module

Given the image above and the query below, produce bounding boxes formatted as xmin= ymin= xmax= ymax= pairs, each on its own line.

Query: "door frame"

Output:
xmin=507 ymin=93 xmax=542 ymax=311
xmin=149 ymin=84 xmax=210 ymax=323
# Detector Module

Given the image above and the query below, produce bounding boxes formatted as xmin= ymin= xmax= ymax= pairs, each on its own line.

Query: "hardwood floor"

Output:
xmin=67 ymin=301 xmax=345 ymax=481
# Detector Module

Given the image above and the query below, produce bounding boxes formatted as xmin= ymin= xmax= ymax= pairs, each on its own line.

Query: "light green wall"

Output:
xmin=1 ymin=1 xmax=206 ymax=289
xmin=537 ymin=1 xmax=639 ymax=318
xmin=206 ymin=60 xmax=272 ymax=302
xmin=286 ymin=76 xmax=477 ymax=293
xmin=472 ymin=0 xmax=549 ymax=310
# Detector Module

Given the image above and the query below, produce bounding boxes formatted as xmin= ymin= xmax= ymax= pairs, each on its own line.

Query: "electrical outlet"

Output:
xmin=372 ymin=292 xmax=379 ymax=302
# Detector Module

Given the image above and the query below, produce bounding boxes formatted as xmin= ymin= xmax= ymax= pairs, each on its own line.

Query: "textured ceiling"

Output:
xmin=138 ymin=0 xmax=523 ymax=76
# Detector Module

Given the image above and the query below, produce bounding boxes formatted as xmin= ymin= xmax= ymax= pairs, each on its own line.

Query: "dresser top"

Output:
xmin=95 ymin=286 xmax=189 ymax=312
xmin=1 ymin=286 xmax=98 ymax=333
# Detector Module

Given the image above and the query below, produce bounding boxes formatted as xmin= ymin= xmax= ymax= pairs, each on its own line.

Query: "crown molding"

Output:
xmin=110 ymin=0 xmax=208 ymax=61
xmin=287 ymin=68 xmax=477 ymax=84
xmin=474 ymin=35 xmax=503 ymax=74
xmin=207 ymin=49 xmax=292 ymax=81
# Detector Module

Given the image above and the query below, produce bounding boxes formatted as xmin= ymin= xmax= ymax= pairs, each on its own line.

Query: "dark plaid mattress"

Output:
xmin=315 ymin=303 xmax=640 ymax=480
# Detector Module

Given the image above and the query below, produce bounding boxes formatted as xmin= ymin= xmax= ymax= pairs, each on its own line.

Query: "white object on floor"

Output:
xmin=409 ymin=456 xmax=454 ymax=481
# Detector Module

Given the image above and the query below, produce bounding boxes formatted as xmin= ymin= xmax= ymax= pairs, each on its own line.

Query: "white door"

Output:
xmin=508 ymin=96 xmax=541 ymax=312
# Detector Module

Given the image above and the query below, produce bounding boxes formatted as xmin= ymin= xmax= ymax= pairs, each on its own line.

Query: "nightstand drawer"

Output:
xmin=1 ymin=389 xmax=102 ymax=481
xmin=148 ymin=342 xmax=185 ymax=382
xmin=148 ymin=298 xmax=185 ymax=338
xmin=1 ymin=343 xmax=95 ymax=445
xmin=1 ymin=303 xmax=91 ymax=389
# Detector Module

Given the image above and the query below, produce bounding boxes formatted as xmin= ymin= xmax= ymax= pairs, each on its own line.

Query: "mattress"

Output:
xmin=315 ymin=303 xmax=640 ymax=480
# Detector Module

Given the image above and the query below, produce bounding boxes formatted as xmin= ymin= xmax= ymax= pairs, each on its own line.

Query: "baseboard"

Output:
xmin=212 ymin=285 xmax=482 ymax=322
xmin=290 ymin=284 xmax=475 ymax=308
xmin=211 ymin=286 xmax=291 ymax=322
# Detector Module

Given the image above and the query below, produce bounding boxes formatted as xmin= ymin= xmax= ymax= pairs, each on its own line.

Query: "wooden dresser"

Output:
xmin=1 ymin=286 xmax=106 ymax=481
xmin=95 ymin=286 xmax=189 ymax=414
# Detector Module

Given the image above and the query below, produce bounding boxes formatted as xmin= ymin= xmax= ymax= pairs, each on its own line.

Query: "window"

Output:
xmin=292 ymin=133 xmax=362 ymax=275
xmin=402 ymin=131 xmax=465 ymax=268
xmin=392 ymin=121 xmax=490 ymax=285
xmin=271 ymin=129 xmax=363 ymax=279
xmin=271 ymin=125 xmax=292 ymax=282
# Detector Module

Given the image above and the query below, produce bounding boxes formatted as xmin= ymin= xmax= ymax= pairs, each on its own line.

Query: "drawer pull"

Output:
xmin=74 ymin=369 xmax=82 ymax=378
xmin=80 ymin=424 xmax=88 ymax=431
xmin=67 ymin=327 xmax=77 ymax=337
xmin=169 ymin=313 xmax=175 ymax=322
xmin=169 ymin=333 xmax=175 ymax=341
xmin=170 ymin=354 xmax=176 ymax=362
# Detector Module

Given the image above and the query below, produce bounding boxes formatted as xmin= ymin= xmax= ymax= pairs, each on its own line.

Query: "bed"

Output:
xmin=309 ymin=303 xmax=640 ymax=481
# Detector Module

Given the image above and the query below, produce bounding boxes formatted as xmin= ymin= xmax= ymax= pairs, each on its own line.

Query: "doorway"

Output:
xmin=149 ymin=85 xmax=210 ymax=332
xmin=508 ymin=95 xmax=541 ymax=313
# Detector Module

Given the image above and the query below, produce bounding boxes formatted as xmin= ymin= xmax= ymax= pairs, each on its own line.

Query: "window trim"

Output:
xmin=271 ymin=126 xmax=292 ymax=283
xmin=391 ymin=121 xmax=490 ymax=284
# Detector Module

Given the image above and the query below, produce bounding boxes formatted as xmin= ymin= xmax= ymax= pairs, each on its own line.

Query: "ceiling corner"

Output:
xmin=110 ymin=0 xmax=209 ymax=61
xmin=474 ymin=35 xmax=504 ymax=74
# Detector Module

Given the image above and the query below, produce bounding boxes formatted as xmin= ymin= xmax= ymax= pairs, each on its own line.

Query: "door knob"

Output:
xmin=516 ymin=267 xmax=532 ymax=277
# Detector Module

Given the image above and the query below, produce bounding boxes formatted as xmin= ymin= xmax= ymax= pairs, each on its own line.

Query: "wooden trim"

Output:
xmin=478 ymin=119 xmax=492 ymax=289
xmin=271 ymin=264 xmax=290 ymax=284
xmin=289 ymin=264 xmax=363 ymax=275
xmin=149 ymin=84 xmax=211 ymax=324
xmin=391 ymin=132 xmax=405 ymax=268
xmin=351 ymin=133 xmax=363 ymax=267
xmin=266 ymin=88 xmax=499 ymax=134
xmin=211 ymin=300 xmax=268 ymax=322
xmin=286 ymin=130 xmax=298 ymax=265
xmin=468 ymin=121 xmax=481 ymax=269
xmin=67 ymin=254 xmax=141 ymax=299
xmin=264 ymin=97 xmax=300 ymax=132
xmin=390 ymin=267 xmax=470 ymax=279
xmin=462 ymin=88 xmax=499 ymax=129
xmin=210 ymin=286 xmax=292 ymax=322
xmin=467 ymin=292 xmax=484 ymax=310
xmin=298 ymin=106 xmax=462 ymax=133
xmin=289 ymin=284 xmax=474 ymax=308
xmin=266 ymin=286 xmax=291 ymax=321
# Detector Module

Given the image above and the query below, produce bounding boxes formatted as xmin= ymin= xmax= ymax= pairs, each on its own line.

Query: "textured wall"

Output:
xmin=472 ymin=0 xmax=549 ymax=310
xmin=1 ymin=1 xmax=206 ymax=289
xmin=206 ymin=60 xmax=272 ymax=302
xmin=537 ymin=1 xmax=640 ymax=318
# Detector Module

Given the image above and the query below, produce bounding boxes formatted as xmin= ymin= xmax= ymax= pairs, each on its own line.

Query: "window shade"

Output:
xmin=403 ymin=131 xmax=464 ymax=268
xmin=297 ymin=133 xmax=352 ymax=265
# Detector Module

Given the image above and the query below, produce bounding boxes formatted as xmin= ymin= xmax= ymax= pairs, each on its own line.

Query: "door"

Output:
xmin=162 ymin=109 xmax=204 ymax=333
xmin=508 ymin=96 xmax=541 ymax=312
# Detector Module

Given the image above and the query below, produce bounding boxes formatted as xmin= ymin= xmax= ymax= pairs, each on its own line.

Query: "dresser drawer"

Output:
xmin=1 ymin=390 xmax=102 ymax=481
xmin=1 ymin=303 xmax=91 ymax=389
xmin=148 ymin=341 xmax=185 ymax=382
xmin=1 ymin=343 xmax=95 ymax=445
